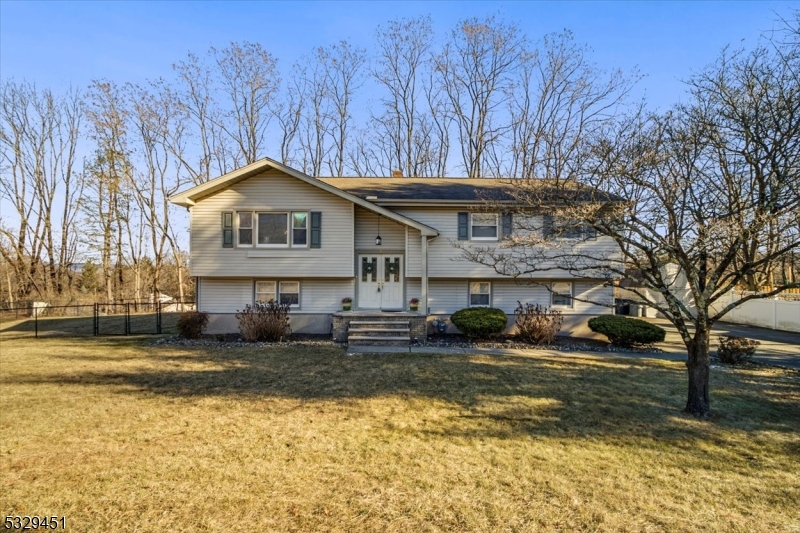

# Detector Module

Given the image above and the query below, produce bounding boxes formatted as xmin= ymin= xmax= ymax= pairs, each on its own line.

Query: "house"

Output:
xmin=169 ymin=157 xmax=615 ymax=342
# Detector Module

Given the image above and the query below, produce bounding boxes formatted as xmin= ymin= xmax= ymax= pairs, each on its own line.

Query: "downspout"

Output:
xmin=421 ymin=234 xmax=429 ymax=315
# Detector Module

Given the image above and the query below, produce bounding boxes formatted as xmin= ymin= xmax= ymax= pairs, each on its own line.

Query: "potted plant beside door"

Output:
xmin=341 ymin=297 xmax=352 ymax=311
xmin=409 ymin=298 xmax=420 ymax=312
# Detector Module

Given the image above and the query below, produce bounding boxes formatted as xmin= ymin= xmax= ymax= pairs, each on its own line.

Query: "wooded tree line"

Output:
xmin=0 ymin=13 xmax=797 ymax=309
xmin=0 ymin=15 xmax=636 ymax=303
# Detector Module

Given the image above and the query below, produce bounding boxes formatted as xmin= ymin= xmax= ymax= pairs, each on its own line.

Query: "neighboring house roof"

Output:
xmin=318 ymin=177 xmax=621 ymax=204
xmin=168 ymin=158 xmax=439 ymax=237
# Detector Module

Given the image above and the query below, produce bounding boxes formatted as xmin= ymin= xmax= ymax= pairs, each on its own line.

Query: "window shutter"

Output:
xmin=501 ymin=213 xmax=513 ymax=239
xmin=586 ymin=223 xmax=598 ymax=240
xmin=222 ymin=211 xmax=233 ymax=248
xmin=457 ymin=212 xmax=469 ymax=241
xmin=310 ymin=211 xmax=322 ymax=248
xmin=542 ymin=214 xmax=554 ymax=240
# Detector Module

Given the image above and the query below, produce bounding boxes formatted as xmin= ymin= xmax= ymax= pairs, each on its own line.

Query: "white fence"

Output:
xmin=711 ymin=292 xmax=800 ymax=333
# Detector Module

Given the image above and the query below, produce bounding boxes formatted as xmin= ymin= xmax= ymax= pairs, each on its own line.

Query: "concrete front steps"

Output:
xmin=347 ymin=319 xmax=411 ymax=346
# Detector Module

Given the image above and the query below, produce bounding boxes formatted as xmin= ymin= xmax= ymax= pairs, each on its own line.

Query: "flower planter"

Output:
xmin=342 ymin=304 xmax=352 ymax=311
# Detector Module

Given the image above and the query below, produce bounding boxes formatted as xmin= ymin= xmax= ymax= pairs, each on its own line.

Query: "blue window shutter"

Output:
xmin=457 ymin=212 xmax=469 ymax=241
xmin=310 ymin=211 xmax=322 ymax=248
xmin=222 ymin=211 xmax=233 ymax=248
xmin=501 ymin=213 xmax=513 ymax=239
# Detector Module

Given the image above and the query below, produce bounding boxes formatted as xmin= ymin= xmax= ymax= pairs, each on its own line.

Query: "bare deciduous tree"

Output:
xmin=371 ymin=16 xmax=438 ymax=177
xmin=0 ymin=81 xmax=84 ymax=299
xmin=435 ymin=16 xmax=525 ymax=177
xmin=505 ymin=31 xmax=637 ymax=180
xmin=213 ymin=41 xmax=280 ymax=166
xmin=463 ymin=27 xmax=800 ymax=417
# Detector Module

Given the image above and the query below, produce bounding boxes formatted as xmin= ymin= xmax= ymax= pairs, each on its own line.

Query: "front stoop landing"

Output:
xmin=332 ymin=312 xmax=427 ymax=346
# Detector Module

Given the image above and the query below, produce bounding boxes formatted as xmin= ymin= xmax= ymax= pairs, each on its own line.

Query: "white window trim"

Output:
xmin=255 ymin=212 xmax=290 ymax=248
xmin=291 ymin=212 xmax=309 ymax=248
xmin=235 ymin=211 xmax=311 ymax=249
xmin=469 ymin=281 xmax=492 ymax=308
xmin=237 ymin=212 xmax=254 ymax=247
xmin=470 ymin=213 xmax=499 ymax=241
xmin=254 ymin=280 xmax=301 ymax=309
xmin=255 ymin=281 xmax=277 ymax=303
xmin=279 ymin=281 xmax=301 ymax=308
xmin=551 ymin=281 xmax=573 ymax=308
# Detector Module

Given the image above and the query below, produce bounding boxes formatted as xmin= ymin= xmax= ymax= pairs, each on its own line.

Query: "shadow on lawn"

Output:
xmin=7 ymin=338 xmax=800 ymax=443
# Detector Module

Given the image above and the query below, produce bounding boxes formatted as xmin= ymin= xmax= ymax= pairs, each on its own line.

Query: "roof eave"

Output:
xmin=168 ymin=158 xmax=439 ymax=237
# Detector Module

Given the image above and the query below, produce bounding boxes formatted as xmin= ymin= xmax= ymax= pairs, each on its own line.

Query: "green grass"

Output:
xmin=1 ymin=336 xmax=798 ymax=532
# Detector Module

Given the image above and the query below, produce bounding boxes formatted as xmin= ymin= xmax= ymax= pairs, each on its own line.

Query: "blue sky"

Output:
xmin=1 ymin=1 xmax=796 ymax=111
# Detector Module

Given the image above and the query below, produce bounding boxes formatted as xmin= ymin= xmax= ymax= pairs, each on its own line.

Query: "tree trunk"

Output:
xmin=684 ymin=327 xmax=711 ymax=417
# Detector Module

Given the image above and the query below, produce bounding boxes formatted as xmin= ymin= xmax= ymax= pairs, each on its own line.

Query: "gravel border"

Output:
xmin=148 ymin=333 xmax=342 ymax=349
xmin=149 ymin=333 xmax=663 ymax=354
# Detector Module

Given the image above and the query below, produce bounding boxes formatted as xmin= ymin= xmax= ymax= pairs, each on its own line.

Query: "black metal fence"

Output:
xmin=0 ymin=301 xmax=195 ymax=338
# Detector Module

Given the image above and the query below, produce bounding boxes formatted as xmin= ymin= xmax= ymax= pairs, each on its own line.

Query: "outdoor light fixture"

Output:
xmin=375 ymin=215 xmax=382 ymax=245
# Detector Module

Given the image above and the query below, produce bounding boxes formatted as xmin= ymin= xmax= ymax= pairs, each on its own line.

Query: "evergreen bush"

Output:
xmin=450 ymin=307 xmax=507 ymax=339
xmin=588 ymin=315 xmax=666 ymax=347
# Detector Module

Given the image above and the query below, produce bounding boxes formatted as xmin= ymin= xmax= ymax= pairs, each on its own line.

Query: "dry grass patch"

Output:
xmin=1 ymin=336 xmax=798 ymax=532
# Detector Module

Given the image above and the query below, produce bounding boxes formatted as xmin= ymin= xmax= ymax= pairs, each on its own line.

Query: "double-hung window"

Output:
xmin=279 ymin=281 xmax=300 ymax=306
xmin=551 ymin=282 xmax=573 ymax=308
xmin=255 ymin=281 xmax=300 ymax=308
xmin=237 ymin=211 xmax=309 ymax=247
xmin=292 ymin=213 xmax=307 ymax=246
xmin=238 ymin=213 xmax=253 ymax=245
xmin=471 ymin=213 xmax=498 ymax=240
xmin=469 ymin=282 xmax=491 ymax=307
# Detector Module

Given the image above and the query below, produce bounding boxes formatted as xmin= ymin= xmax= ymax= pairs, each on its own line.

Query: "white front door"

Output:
xmin=358 ymin=254 xmax=404 ymax=310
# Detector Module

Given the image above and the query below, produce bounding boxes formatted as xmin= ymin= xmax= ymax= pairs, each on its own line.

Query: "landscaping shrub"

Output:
xmin=176 ymin=311 xmax=209 ymax=339
xmin=450 ymin=307 xmax=507 ymax=339
xmin=717 ymin=336 xmax=760 ymax=365
xmin=588 ymin=315 xmax=666 ymax=347
xmin=236 ymin=300 xmax=291 ymax=342
xmin=514 ymin=302 xmax=563 ymax=345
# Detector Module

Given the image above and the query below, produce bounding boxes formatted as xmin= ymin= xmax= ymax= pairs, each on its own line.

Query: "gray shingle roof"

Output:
xmin=317 ymin=177 xmax=618 ymax=203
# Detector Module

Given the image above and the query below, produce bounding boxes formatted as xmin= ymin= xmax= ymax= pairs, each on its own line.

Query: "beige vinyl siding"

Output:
xmin=406 ymin=278 xmax=421 ymax=307
xmin=428 ymin=280 xmax=468 ymax=314
xmin=190 ymin=169 xmax=354 ymax=277
xmin=406 ymin=227 xmax=422 ymax=277
xmin=492 ymin=279 xmax=613 ymax=314
xmin=300 ymin=279 xmax=355 ymax=312
xmin=354 ymin=206 xmax=405 ymax=250
xmin=199 ymin=277 xmax=353 ymax=314
xmin=492 ymin=281 xmax=551 ymax=313
xmin=573 ymin=280 xmax=614 ymax=314
xmin=422 ymin=278 xmax=613 ymax=315
xmin=198 ymin=278 xmax=253 ymax=313
xmin=394 ymin=207 xmax=620 ymax=279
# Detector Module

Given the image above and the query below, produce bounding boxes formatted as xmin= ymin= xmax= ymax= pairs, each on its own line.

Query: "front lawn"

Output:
xmin=1 ymin=337 xmax=798 ymax=532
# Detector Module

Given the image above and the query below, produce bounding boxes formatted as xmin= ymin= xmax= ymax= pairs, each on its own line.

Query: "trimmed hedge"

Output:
xmin=588 ymin=315 xmax=666 ymax=347
xmin=451 ymin=307 xmax=508 ymax=339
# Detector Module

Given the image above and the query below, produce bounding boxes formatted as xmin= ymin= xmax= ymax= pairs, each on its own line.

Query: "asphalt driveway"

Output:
xmin=644 ymin=319 xmax=800 ymax=369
